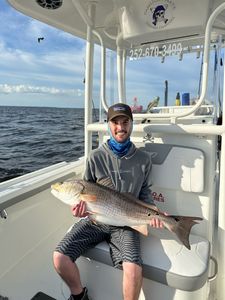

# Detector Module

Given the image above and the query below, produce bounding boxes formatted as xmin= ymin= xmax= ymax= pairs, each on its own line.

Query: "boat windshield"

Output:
xmin=94 ymin=38 xmax=223 ymax=118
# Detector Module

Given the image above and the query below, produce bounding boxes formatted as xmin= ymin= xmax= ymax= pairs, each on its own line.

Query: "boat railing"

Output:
xmin=0 ymin=159 xmax=85 ymax=212
xmin=87 ymin=122 xmax=225 ymax=145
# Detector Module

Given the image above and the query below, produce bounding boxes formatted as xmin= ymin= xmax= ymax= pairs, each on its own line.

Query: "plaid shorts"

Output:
xmin=55 ymin=218 xmax=142 ymax=269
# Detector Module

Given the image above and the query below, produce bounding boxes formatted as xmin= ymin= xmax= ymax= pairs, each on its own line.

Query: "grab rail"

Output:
xmin=208 ymin=256 xmax=218 ymax=282
xmin=86 ymin=122 xmax=225 ymax=136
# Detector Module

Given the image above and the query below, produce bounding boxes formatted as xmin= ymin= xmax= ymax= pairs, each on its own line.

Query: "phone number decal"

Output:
xmin=129 ymin=43 xmax=182 ymax=60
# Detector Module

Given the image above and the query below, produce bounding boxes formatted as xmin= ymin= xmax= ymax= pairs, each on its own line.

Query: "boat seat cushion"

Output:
xmin=141 ymin=143 xmax=205 ymax=193
xmin=84 ymin=229 xmax=210 ymax=291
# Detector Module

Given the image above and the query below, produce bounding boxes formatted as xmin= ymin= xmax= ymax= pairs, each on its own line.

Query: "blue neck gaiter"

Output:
xmin=108 ymin=138 xmax=132 ymax=157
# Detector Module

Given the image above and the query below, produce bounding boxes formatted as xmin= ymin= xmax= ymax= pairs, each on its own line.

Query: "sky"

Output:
xmin=0 ymin=1 xmax=216 ymax=109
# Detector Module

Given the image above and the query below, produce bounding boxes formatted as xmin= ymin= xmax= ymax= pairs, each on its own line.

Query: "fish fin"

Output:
xmin=131 ymin=225 xmax=149 ymax=236
xmin=168 ymin=216 xmax=203 ymax=250
xmin=122 ymin=192 xmax=139 ymax=202
xmin=97 ymin=177 xmax=115 ymax=189
xmin=133 ymin=198 xmax=158 ymax=211
xmin=80 ymin=194 xmax=97 ymax=202
xmin=123 ymin=193 xmax=158 ymax=211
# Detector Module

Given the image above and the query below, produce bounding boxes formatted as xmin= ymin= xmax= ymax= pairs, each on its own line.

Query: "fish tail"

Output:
xmin=168 ymin=216 xmax=203 ymax=250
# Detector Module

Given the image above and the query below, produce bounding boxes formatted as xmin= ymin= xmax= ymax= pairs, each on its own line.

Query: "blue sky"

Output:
xmin=0 ymin=1 xmax=214 ymax=109
xmin=0 ymin=1 xmax=87 ymax=108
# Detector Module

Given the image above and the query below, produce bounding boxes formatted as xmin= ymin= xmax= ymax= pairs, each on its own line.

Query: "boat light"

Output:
xmin=36 ymin=0 xmax=63 ymax=10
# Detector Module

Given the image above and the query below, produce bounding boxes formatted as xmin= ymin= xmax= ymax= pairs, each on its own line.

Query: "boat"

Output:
xmin=131 ymin=97 xmax=143 ymax=113
xmin=1 ymin=0 xmax=225 ymax=299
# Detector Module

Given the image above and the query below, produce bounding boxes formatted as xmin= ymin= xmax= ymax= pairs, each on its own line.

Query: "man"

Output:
xmin=53 ymin=103 xmax=163 ymax=300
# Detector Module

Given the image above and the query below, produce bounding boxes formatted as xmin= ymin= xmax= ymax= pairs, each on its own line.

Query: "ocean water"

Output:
xmin=0 ymin=106 xmax=98 ymax=182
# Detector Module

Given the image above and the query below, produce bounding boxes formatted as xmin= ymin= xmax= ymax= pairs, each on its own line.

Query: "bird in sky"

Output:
xmin=38 ymin=37 xmax=44 ymax=43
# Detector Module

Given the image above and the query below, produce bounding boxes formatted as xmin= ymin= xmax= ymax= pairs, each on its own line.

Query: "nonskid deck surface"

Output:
xmin=0 ymin=292 xmax=56 ymax=300
xmin=30 ymin=292 xmax=56 ymax=300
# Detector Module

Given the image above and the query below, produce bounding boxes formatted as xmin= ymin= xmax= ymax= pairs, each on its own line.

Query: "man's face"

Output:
xmin=109 ymin=116 xmax=132 ymax=143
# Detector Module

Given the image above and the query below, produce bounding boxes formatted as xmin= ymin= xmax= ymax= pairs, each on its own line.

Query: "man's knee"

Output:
xmin=123 ymin=262 xmax=142 ymax=280
xmin=53 ymin=251 xmax=71 ymax=272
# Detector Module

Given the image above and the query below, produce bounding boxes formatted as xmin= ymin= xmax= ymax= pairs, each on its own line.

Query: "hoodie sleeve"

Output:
xmin=138 ymin=152 xmax=156 ymax=206
xmin=83 ymin=154 xmax=97 ymax=182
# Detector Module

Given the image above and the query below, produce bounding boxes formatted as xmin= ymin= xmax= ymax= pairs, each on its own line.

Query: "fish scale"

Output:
xmin=83 ymin=183 xmax=154 ymax=224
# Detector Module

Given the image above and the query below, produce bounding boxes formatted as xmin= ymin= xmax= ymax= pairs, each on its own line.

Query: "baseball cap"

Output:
xmin=107 ymin=103 xmax=133 ymax=122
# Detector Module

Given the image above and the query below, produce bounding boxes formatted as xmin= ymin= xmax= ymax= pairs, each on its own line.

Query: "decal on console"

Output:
xmin=151 ymin=191 xmax=165 ymax=202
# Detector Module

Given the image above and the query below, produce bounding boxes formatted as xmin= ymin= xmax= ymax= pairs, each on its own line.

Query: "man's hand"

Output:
xmin=149 ymin=209 xmax=168 ymax=228
xmin=149 ymin=217 xmax=164 ymax=228
xmin=71 ymin=201 xmax=89 ymax=218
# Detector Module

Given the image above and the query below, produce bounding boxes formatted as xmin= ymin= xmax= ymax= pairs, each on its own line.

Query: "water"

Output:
xmin=0 ymin=106 xmax=98 ymax=182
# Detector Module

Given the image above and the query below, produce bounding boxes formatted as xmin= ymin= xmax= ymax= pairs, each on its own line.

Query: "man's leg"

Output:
xmin=109 ymin=226 xmax=143 ymax=300
xmin=53 ymin=251 xmax=83 ymax=295
xmin=122 ymin=262 xmax=143 ymax=300
xmin=53 ymin=219 xmax=109 ymax=297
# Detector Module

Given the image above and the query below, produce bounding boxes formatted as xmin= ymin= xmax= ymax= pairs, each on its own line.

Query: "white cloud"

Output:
xmin=27 ymin=19 xmax=48 ymax=38
xmin=0 ymin=36 xmax=87 ymax=90
xmin=0 ymin=41 xmax=36 ymax=67
xmin=0 ymin=83 xmax=83 ymax=96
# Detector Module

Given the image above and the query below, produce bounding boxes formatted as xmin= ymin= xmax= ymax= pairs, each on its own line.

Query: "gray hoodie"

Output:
xmin=84 ymin=141 xmax=155 ymax=205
